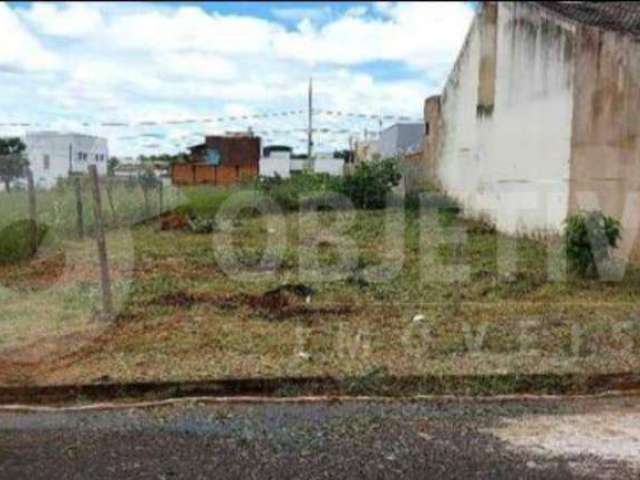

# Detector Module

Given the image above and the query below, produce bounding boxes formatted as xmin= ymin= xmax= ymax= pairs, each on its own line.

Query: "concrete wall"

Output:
xmin=422 ymin=95 xmax=443 ymax=184
xmin=569 ymin=25 xmax=640 ymax=261
xmin=313 ymin=157 xmax=344 ymax=176
xmin=25 ymin=132 xmax=108 ymax=188
xmin=436 ymin=3 xmax=576 ymax=234
xmin=260 ymin=151 xmax=291 ymax=178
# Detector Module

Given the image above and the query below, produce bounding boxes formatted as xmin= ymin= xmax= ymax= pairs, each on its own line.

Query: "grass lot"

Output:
xmin=0 ymin=178 xmax=183 ymax=237
xmin=0 ymin=184 xmax=639 ymax=392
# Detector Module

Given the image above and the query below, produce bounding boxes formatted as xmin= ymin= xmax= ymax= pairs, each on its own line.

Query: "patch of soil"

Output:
xmin=0 ymin=252 xmax=67 ymax=291
xmin=148 ymin=287 xmax=353 ymax=321
xmin=159 ymin=211 xmax=189 ymax=231
xmin=151 ymin=291 xmax=201 ymax=308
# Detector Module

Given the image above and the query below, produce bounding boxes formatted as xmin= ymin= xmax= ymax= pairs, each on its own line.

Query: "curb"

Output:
xmin=1 ymin=372 xmax=639 ymax=408
xmin=1 ymin=389 xmax=640 ymax=413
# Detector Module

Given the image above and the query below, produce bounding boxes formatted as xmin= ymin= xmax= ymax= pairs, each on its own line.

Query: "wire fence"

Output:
xmin=0 ymin=172 xmax=183 ymax=240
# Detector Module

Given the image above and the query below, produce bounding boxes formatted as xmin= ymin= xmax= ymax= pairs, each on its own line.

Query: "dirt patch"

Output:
xmin=151 ymin=291 xmax=201 ymax=308
xmin=159 ymin=211 xmax=189 ymax=231
xmin=148 ymin=287 xmax=353 ymax=320
xmin=0 ymin=251 xmax=66 ymax=291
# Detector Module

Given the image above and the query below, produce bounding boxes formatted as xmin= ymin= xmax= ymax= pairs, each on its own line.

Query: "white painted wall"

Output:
xmin=437 ymin=4 xmax=575 ymax=234
xmin=313 ymin=156 xmax=344 ymax=176
xmin=260 ymin=151 xmax=291 ymax=178
xmin=25 ymin=131 xmax=109 ymax=188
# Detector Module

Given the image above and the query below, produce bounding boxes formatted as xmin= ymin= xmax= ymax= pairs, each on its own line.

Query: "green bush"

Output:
xmin=563 ymin=211 xmax=621 ymax=277
xmin=187 ymin=215 xmax=218 ymax=234
xmin=0 ymin=219 xmax=48 ymax=263
xmin=257 ymin=172 xmax=342 ymax=211
xmin=339 ymin=159 xmax=401 ymax=209
xmin=254 ymin=159 xmax=401 ymax=211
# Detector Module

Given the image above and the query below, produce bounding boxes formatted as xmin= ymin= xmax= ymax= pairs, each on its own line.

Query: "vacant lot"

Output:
xmin=0 ymin=185 xmax=639 ymax=391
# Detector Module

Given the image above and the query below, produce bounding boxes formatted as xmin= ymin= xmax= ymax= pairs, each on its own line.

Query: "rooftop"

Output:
xmin=536 ymin=2 xmax=640 ymax=36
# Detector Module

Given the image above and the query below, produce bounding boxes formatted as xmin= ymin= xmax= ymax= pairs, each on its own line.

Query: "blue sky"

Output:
xmin=0 ymin=2 xmax=474 ymax=156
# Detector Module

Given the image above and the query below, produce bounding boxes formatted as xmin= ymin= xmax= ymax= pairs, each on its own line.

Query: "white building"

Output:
xmin=260 ymin=150 xmax=344 ymax=178
xmin=377 ymin=123 xmax=425 ymax=159
xmin=260 ymin=150 xmax=292 ymax=178
xmin=313 ymin=153 xmax=344 ymax=176
xmin=25 ymin=132 xmax=109 ymax=188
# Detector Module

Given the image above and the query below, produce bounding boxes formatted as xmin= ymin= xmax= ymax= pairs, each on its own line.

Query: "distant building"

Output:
xmin=261 ymin=145 xmax=293 ymax=178
xmin=25 ymin=131 xmax=108 ymax=188
xmin=313 ymin=153 xmax=344 ymax=176
xmin=172 ymin=134 xmax=260 ymax=186
xmin=377 ymin=123 xmax=425 ymax=159
xmin=114 ymin=161 xmax=171 ymax=186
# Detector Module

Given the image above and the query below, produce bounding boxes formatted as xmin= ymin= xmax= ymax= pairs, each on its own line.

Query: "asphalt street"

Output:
xmin=1 ymin=396 xmax=638 ymax=479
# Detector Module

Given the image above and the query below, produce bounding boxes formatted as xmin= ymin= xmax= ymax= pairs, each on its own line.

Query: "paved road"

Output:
xmin=0 ymin=396 xmax=638 ymax=479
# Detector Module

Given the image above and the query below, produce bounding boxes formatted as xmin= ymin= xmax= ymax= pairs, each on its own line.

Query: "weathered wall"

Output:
xmin=422 ymin=95 xmax=442 ymax=184
xmin=171 ymin=163 xmax=258 ymax=186
xmin=569 ymin=25 xmax=640 ymax=261
xmin=437 ymin=2 xmax=576 ymax=234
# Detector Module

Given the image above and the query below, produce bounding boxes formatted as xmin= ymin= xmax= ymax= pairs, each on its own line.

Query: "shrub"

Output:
xmin=339 ymin=159 xmax=401 ymax=209
xmin=563 ymin=211 xmax=621 ymax=277
xmin=258 ymin=172 xmax=341 ymax=211
xmin=0 ymin=219 xmax=48 ymax=263
xmin=187 ymin=215 xmax=217 ymax=234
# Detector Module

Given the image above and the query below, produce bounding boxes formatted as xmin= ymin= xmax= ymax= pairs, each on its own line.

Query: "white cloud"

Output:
xmin=1 ymin=1 xmax=475 ymax=155
xmin=155 ymin=53 xmax=238 ymax=80
xmin=21 ymin=2 xmax=104 ymax=38
xmin=0 ymin=3 xmax=59 ymax=72
xmin=273 ymin=2 xmax=474 ymax=68
xmin=106 ymin=7 xmax=282 ymax=56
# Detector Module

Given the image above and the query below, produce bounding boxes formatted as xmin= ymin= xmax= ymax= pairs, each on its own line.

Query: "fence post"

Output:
xmin=105 ymin=176 xmax=117 ymax=224
xmin=74 ymin=176 xmax=84 ymax=239
xmin=158 ymin=181 xmax=164 ymax=214
xmin=26 ymin=168 xmax=36 ymax=222
xmin=88 ymin=165 xmax=113 ymax=318
xmin=26 ymin=168 xmax=37 ymax=254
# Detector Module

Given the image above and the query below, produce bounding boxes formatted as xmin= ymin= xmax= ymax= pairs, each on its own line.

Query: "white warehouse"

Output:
xmin=25 ymin=132 xmax=109 ymax=188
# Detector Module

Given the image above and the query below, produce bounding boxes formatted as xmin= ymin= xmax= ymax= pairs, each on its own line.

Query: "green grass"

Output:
xmin=0 ymin=179 xmax=184 ymax=238
xmin=0 ymin=184 xmax=639 ymax=389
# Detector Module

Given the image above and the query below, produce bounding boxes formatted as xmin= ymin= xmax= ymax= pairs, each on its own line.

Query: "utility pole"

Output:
xmin=307 ymin=77 xmax=313 ymax=159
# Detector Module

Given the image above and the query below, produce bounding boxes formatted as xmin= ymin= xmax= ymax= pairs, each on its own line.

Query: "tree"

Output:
xmin=138 ymin=166 xmax=161 ymax=215
xmin=0 ymin=138 xmax=28 ymax=192
xmin=107 ymin=157 xmax=120 ymax=176
xmin=138 ymin=152 xmax=187 ymax=166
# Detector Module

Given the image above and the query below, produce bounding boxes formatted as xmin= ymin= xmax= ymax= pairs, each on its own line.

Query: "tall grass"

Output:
xmin=0 ymin=178 xmax=184 ymax=239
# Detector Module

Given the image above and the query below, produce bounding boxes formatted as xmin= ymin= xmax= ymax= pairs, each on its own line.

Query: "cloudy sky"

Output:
xmin=0 ymin=2 xmax=474 ymax=156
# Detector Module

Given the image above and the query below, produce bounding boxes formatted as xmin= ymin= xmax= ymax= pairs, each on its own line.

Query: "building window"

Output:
xmin=78 ymin=152 xmax=83 ymax=161
xmin=43 ymin=154 xmax=50 ymax=170
xmin=207 ymin=148 xmax=221 ymax=166
xmin=425 ymin=122 xmax=430 ymax=136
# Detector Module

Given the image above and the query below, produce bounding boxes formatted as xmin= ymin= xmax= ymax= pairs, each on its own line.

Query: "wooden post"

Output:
xmin=26 ymin=168 xmax=37 ymax=255
xmin=74 ymin=176 xmax=84 ymax=239
xmin=105 ymin=177 xmax=117 ymax=224
xmin=26 ymin=168 xmax=36 ymax=222
xmin=88 ymin=165 xmax=113 ymax=318
xmin=158 ymin=181 xmax=164 ymax=214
